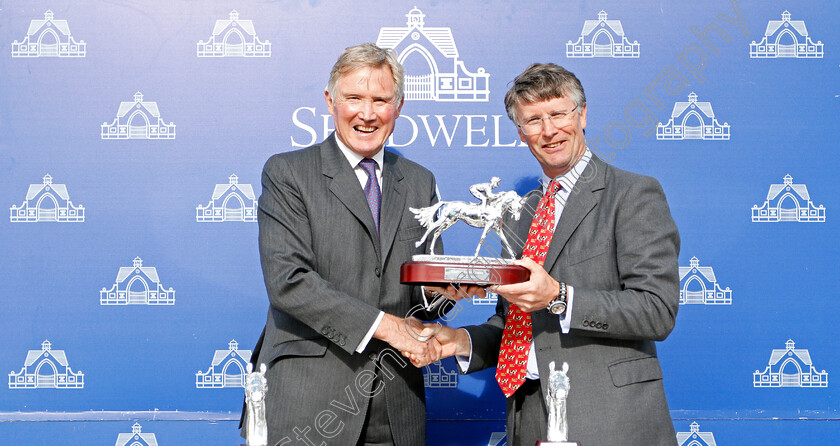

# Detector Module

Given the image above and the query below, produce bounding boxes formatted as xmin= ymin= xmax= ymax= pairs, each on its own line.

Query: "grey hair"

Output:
xmin=326 ymin=43 xmax=405 ymax=103
xmin=504 ymin=63 xmax=586 ymax=124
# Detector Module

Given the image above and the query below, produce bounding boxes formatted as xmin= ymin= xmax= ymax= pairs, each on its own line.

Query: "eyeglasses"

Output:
xmin=518 ymin=106 xmax=579 ymax=135
xmin=337 ymin=96 xmax=397 ymax=111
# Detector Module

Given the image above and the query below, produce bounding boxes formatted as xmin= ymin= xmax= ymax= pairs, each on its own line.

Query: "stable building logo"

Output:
xmin=657 ymin=92 xmax=730 ymax=140
xmin=486 ymin=432 xmax=506 ymax=446
xmin=101 ymin=92 xmax=175 ymax=140
xmin=750 ymin=11 xmax=823 ymax=58
xmin=197 ymin=10 xmax=271 ymax=57
xmin=114 ymin=423 xmax=159 ymax=446
xmin=423 ymin=360 xmax=458 ymax=388
xmin=100 ymin=257 xmax=175 ymax=305
xmin=676 ymin=422 xmax=718 ymax=446
xmin=752 ymin=174 xmax=825 ymax=222
xmin=754 ymin=339 xmax=828 ymax=388
xmin=11 ymin=10 xmax=86 ymax=58
xmin=566 ymin=10 xmax=640 ymax=58
xmin=473 ymin=292 xmax=498 ymax=306
xmin=196 ymin=174 xmax=257 ymax=222
xmin=9 ymin=340 xmax=84 ymax=389
xmin=679 ymin=257 xmax=732 ymax=305
xmin=10 ymin=174 xmax=85 ymax=223
xmin=196 ymin=340 xmax=252 ymax=388
xmin=376 ymin=7 xmax=489 ymax=102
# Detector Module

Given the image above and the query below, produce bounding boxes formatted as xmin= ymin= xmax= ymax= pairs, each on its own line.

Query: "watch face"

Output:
xmin=549 ymin=301 xmax=566 ymax=315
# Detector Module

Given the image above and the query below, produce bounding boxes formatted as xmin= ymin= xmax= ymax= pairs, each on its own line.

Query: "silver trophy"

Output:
xmin=538 ymin=361 xmax=579 ymax=446
xmin=412 ymin=177 xmax=524 ymax=259
xmin=401 ymin=178 xmax=530 ymax=289
xmin=244 ymin=363 xmax=268 ymax=446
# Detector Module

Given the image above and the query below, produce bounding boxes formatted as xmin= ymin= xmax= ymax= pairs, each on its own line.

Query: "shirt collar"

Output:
xmin=334 ymin=134 xmax=385 ymax=171
xmin=540 ymin=148 xmax=592 ymax=193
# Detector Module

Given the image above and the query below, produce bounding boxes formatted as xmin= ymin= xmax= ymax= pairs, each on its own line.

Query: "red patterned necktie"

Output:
xmin=496 ymin=179 xmax=561 ymax=398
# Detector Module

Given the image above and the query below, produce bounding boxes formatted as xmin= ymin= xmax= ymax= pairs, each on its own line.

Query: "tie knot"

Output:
xmin=546 ymin=179 xmax=561 ymax=196
xmin=358 ymin=158 xmax=377 ymax=176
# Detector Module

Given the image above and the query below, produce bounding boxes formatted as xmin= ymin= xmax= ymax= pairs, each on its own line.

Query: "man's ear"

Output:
xmin=325 ymin=90 xmax=336 ymax=116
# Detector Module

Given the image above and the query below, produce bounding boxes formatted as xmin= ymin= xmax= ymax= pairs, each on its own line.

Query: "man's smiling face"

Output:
xmin=325 ymin=65 xmax=404 ymax=158
xmin=516 ymin=96 xmax=587 ymax=179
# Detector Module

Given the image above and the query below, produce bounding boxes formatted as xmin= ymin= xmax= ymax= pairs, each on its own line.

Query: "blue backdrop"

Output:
xmin=1 ymin=0 xmax=838 ymax=444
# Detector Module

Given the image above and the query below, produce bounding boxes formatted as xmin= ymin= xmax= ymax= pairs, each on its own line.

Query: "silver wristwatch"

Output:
xmin=547 ymin=282 xmax=567 ymax=315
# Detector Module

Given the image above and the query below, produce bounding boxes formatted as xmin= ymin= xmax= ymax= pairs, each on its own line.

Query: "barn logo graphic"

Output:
xmin=679 ymin=257 xmax=732 ymax=305
xmin=101 ymin=92 xmax=176 ymax=140
xmin=114 ymin=423 xmax=158 ymax=446
xmin=197 ymin=10 xmax=271 ymax=57
xmin=8 ymin=340 xmax=84 ymax=389
xmin=676 ymin=422 xmax=718 ymax=446
xmin=657 ymin=92 xmax=730 ymax=140
xmin=375 ymin=7 xmax=489 ymax=101
xmin=196 ymin=340 xmax=253 ymax=388
xmin=11 ymin=10 xmax=86 ymax=58
xmin=750 ymin=11 xmax=824 ymax=58
xmin=752 ymin=174 xmax=825 ymax=222
xmin=566 ymin=10 xmax=640 ymax=58
xmin=423 ymin=360 xmax=458 ymax=388
xmin=196 ymin=174 xmax=257 ymax=222
xmin=10 ymin=174 xmax=85 ymax=223
xmin=473 ymin=292 xmax=498 ymax=306
xmin=487 ymin=432 xmax=506 ymax=446
xmin=100 ymin=257 xmax=175 ymax=305
xmin=754 ymin=339 xmax=828 ymax=387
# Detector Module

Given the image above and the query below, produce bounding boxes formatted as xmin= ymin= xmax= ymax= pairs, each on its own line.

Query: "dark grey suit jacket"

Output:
xmin=253 ymin=134 xmax=437 ymax=446
xmin=465 ymin=155 xmax=681 ymax=446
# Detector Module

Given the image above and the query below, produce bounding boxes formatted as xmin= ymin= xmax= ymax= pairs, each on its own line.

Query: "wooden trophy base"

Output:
xmin=400 ymin=255 xmax=529 ymax=286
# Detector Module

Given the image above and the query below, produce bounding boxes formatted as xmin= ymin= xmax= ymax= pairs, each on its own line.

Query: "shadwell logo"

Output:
xmin=376 ymin=7 xmax=489 ymax=102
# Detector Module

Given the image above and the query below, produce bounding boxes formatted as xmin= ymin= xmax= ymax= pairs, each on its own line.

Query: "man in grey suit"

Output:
xmin=426 ymin=63 xmax=681 ymax=445
xmin=250 ymin=43 xmax=442 ymax=446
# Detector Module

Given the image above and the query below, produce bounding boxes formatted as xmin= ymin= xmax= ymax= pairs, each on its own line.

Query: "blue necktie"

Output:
xmin=358 ymin=158 xmax=381 ymax=234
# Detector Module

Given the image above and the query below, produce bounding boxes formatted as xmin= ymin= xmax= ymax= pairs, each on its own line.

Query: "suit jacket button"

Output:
xmin=339 ymin=339 xmax=346 ymax=346
xmin=602 ymin=323 xmax=609 ymax=330
xmin=322 ymin=327 xmax=331 ymax=335
xmin=369 ymin=353 xmax=378 ymax=361
xmin=595 ymin=322 xmax=602 ymax=329
xmin=582 ymin=320 xmax=590 ymax=327
xmin=375 ymin=267 xmax=381 ymax=277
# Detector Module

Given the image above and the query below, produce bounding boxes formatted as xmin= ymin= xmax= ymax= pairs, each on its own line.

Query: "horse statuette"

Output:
xmin=245 ymin=363 xmax=268 ymax=446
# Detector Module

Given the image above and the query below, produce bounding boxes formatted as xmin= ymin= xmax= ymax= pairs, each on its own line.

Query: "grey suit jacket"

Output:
xmin=465 ymin=155 xmax=681 ymax=446
xmin=253 ymin=134 xmax=437 ymax=446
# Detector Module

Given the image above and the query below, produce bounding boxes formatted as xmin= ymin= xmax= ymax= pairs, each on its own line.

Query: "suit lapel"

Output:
xmin=321 ymin=135 xmax=382 ymax=258
xmin=542 ymin=155 xmax=606 ymax=271
xmin=379 ymin=151 xmax=405 ymax=267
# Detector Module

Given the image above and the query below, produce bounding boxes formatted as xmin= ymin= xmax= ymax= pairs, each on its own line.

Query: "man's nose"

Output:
xmin=358 ymin=100 xmax=375 ymax=120
xmin=541 ymin=117 xmax=561 ymax=136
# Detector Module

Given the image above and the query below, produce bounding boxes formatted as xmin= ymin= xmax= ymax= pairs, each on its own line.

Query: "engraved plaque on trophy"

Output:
xmin=536 ymin=361 xmax=580 ymax=446
xmin=400 ymin=177 xmax=529 ymax=286
xmin=244 ymin=363 xmax=268 ymax=446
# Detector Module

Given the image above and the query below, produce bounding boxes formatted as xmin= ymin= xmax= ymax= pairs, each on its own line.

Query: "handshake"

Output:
xmin=376 ymin=283 xmax=487 ymax=368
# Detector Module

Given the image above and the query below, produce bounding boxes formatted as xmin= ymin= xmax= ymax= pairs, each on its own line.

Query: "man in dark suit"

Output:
xmin=426 ymin=63 xmax=681 ymax=446
xmin=249 ymin=43 xmax=442 ymax=446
